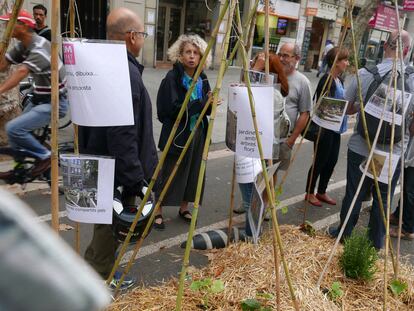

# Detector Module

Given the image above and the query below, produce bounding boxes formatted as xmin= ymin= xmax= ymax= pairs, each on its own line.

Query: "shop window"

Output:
xmin=184 ymin=0 xmax=215 ymax=38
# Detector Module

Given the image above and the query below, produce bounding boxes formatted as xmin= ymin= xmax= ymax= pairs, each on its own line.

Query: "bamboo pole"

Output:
xmin=226 ymin=158 xmax=236 ymax=246
xmin=50 ymin=0 xmax=60 ymax=233
xmin=383 ymin=54 xmax=398 ymax=311
xmin=394 ymin=0 xmax=406 ymax=278
xmin=68 ymin=0 xmax=81 ymax=254
xmin=175 ymin=1 xmax=235 ymax=308
xmin=262 ymin=2 xmax=280 ymax=309
xmin=0 ymin=0 xmax=24 ymax=58
xmin=106 ymin=0 xmax=231 ymax=288
xmin=234 ymin=7 xmax=299 ymax=311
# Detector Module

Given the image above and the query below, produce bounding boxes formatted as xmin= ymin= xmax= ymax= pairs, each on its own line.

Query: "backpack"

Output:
xmin=356 ymin=64 xmax=412 ymax=145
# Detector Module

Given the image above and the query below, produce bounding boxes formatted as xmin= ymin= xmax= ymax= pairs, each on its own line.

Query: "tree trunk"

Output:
xmin=0 ymin=17 xmax=21 ymax=147
xmin=343 ymin=0 xmax=381 ymax=55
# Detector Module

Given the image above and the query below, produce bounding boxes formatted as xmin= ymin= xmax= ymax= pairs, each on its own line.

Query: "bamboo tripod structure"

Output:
xmin=103 ymin=0 xmax=409 ymax=310
xmin=106 ymin=0 xmax=232 ymax=292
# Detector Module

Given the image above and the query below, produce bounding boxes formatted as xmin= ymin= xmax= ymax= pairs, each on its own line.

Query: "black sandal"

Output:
xmin=178 ymin=210 xmax=192 ymax=223
xmin=153 ymin=215 xmax=165 ymax=230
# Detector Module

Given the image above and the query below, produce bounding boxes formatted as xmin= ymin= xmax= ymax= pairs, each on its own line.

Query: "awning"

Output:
xmin=257 ymin=0 xmax=300 ymax=20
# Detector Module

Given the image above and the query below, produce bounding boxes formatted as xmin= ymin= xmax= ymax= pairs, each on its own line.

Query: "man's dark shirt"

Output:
xmin=35 ymin=26 xmax=51 ymax=41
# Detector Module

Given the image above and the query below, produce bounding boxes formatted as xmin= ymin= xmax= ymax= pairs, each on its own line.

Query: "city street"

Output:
xmin=1 ymin=67 xmax=413 ymax=289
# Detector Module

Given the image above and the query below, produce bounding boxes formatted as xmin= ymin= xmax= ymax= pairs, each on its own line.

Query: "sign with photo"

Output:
xmin=248 ymin=162 xmax=280 ymax=244
xmin=227 ymin=85 xmax=274 ymax=159
xmin=365 ymin=83 xmax=412 ymax=126
xmin=312 ymin=96 xmax=349 ymax=132
xmin=63 ymin=39 xmax=134 ymax=127
xmin=360 ymin=149 xmax=400 ymax=184
xmin=60 ymin=154 xmax=115 ymax=224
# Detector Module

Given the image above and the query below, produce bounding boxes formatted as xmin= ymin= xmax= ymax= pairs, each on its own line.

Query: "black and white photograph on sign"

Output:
xmin=248 ymin=162 xmax=279 ymax=244
xmin=359 ymin=149 xmax=400 ymax=184
xmin=312 ymin=96 xmax=349 ymax=132
xmin=62 ymin=159 xmax=98 ymax=209
xmin=365 ymin=83 xmax=412 ymax=126
xmin=60 ymin=154 xmax=115 ymax=224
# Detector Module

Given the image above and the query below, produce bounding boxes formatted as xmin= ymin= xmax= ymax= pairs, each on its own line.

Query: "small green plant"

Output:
xmin=240 ymin=298 xmax=271 ymax=311
xmin=190 ymin=278 xmax=224 ymax=308
xmin=389 ymin=279 xmax=408 ymax=296
xmin=328 ymin=281 xmax=344 ymax=301
xmin=339 ymin=230 xmax=378 ymax=280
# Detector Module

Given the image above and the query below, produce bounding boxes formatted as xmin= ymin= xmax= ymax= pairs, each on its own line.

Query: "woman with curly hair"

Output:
xmin=154 ymin=34 xmax=212 ymax=230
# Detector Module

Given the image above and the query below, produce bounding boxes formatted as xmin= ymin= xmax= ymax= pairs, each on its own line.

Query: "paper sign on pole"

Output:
xmin=228 ymin=85 xmax=274 ymax=159
xmin=364 ymin=83 xmax=412 ymax=126
xmin=312 ymin=97 xmax=349 ymax=132
xmin=235 ymin=155 xmax=263 ymax=184
xmin=60 ymin=154 xmax=115 ymax=224
xmin=63 ymin=39 xmax=134 ymax=126
xmin=360 ymin=150 xmax=400 ymax=184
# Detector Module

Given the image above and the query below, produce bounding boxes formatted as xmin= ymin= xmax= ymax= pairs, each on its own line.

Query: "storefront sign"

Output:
xmin=368 ymin=4 xmax=398 ymax=32
xmin=305 ymin=0 xmax=319 ymax=16
xmin=404 ymin=0 xmax=414 ymax=11
xmin=296 ymin=16 xmax=307 ymax=46
xmin=316 ymin=2 xmax=338 ymax=21
xmin=257 ymin=0 xmax=300 ymax=20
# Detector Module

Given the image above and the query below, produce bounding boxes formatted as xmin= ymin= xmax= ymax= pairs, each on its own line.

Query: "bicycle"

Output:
xmin=0 ymin=80 xmax=73 ymax=189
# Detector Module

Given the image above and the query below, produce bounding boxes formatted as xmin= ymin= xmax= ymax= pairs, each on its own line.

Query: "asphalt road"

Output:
xmin=5 ymin=132 xmax=413 ymax=288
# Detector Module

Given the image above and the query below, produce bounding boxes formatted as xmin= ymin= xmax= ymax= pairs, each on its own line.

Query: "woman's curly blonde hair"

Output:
xmin=167 ymin=34 xmax=212 ymax=68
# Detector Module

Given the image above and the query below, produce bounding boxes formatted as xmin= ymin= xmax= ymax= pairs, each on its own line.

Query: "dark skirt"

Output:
xmin=157 ymin=127 xmax=206 ymax=206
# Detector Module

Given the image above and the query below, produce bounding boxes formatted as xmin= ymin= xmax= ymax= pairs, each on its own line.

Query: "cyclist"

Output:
xmin=0 ymin=10 xmax=68 ymax=179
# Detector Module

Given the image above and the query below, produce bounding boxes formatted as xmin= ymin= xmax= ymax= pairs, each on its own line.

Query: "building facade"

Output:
xmin=20 ymin=1 xmax=414 ymax=69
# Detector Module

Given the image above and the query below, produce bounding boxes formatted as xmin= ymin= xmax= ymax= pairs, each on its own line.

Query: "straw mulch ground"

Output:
xmin=108 ymin=225 xmax=414 ymax=310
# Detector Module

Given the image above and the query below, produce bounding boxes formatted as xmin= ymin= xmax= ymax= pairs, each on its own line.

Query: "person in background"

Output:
xmin=329 ymin=30 xmax=413 ymax=249
xmin=235 ymin=52 xmax=290 ymax=234
xmin=305 ymin=47 xmax=349 ymax=206
xmin=154 ymin=34 xmax=212 ymax=230
xmin=317 ymin=39 xmax=334 ymax=78
xmin=33 ymin=4 xmax=51 ymax=41
xmin=79 ymin=7 xmax=157 ymax=290
xmin=277 ymin=42 xmax=312 ymax=171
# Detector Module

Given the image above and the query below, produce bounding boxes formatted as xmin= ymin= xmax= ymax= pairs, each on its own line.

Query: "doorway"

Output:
xmin=60 ymin=0 xmax=108 ymax=39
xmin=157 ymin=2 xmax=184 ymax=64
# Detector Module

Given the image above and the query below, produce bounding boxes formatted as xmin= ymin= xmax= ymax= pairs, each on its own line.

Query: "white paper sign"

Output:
xmin=229 ymin=86 xmax=274 ymax=159
xmin=360 ymin=149 xmax=400 ymax=184
xmin=248 ymin=162 xmax=280 ymax=244
xmin=235 ymin=155 xmax=263 ymax=183
xmin=312 ymin=96 xmax=349 ymax=132
xmin=60 ymin=154 xmax=115 ymax=224
xmin=63 ymin=39 xmax=134 ymax=126
xmin=365 ymin=83 xmax=412 ymax=126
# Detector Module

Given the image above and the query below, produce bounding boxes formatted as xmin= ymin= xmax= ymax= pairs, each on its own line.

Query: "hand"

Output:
xmin=137 ymin=180 xmax=146 ymax=199
xmin=285 ymin=136 xmax=295 ymax=149
xmin=251 ymin=52 xmax=265 ymax=71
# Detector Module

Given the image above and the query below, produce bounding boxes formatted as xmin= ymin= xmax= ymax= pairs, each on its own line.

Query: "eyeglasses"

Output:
xmin=126 ymin=30 xmax=148 ymax=38
xmin=278 ymin=52 xmax=295 ymax=59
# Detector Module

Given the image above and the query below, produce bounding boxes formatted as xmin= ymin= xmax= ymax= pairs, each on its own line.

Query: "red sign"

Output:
xmin=368 ymin=4 xmax=398 ymax=32
xmin=404 ymin=0 xmax=414 ymax=11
